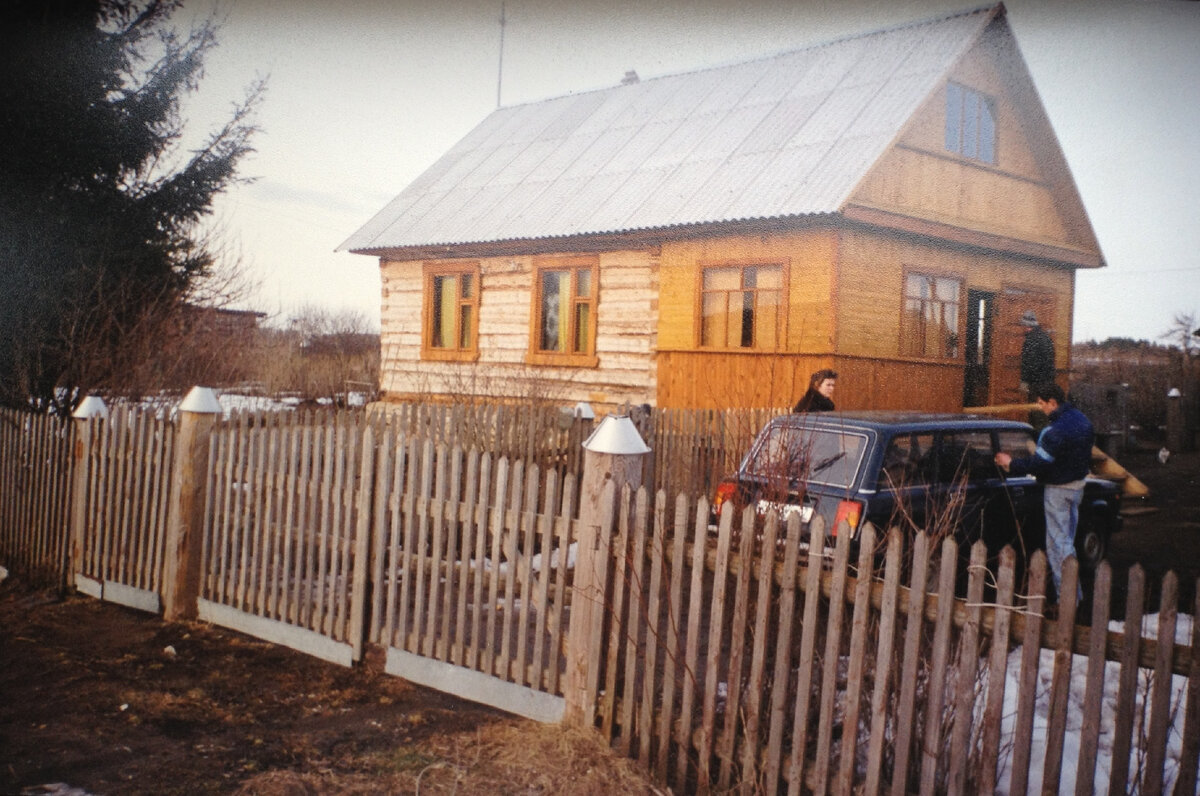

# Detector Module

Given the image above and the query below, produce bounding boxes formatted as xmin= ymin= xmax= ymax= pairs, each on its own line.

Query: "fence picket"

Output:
xmin=838 ymin=523 xmax=877 ymax=792
xmin=865 ymin=528 xmax=903 ymax=794
xmin=740 ymin=508 xmax=779 ymax=786
xmin=948 ymin=541 xmax=987 ymax=795
xmin=919 ymin=538 xmax=960 ymax=796
xmin=656 ymin=492 xmax=691 ymax=786
xmin=601 ymin=485 xmax=632 ymax=741
xmin=717 ymin=507 xmax=756 ymax=788
xmin=424 ymin=442 xmax=448 ymax=659
xmin=979 ymin=546 xmax=1017 ymax=794
xmin=1145 ymin=572 xmax=1179 ymax=795
xmin=891 ymin=531 xmax=930 ymax=796
xmin=516 ymin=465 xmax=541 ymax=685
xmin=468 ymin=452 xmax=493 ymax=672
xmin=787 ymin=516 xmax=827 ymax=796
xmin=639 ymin=489 xmax=668 ymax=771
xmin=545 ymin=473 xmax=574 ymax=695
xmin=1175 ymin=585 xmax=1200 ymax=796
xmin=677 ymin=497 xmax=710 ymax=787
xmin=698 ymin=502 xmax=737 ymax=788
xmin=1044 ymin=558 xmax=1082 ymax=791
xmin=1010 ymin=553 xmax=1047 ymax=796
xmin=1076 ymin=561 xmax=1113 ymax=795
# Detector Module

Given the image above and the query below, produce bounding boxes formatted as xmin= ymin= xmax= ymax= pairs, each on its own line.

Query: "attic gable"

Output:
xmin=845 ymin=13 xmax=1104 ymax=267
xmin=340 ymin=5 xmax=1003 ymax=256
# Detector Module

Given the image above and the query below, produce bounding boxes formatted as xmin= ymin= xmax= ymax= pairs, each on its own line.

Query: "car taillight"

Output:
xmin=833 ymin=500 xmax=863 ymax=536
xmin=713 ymin=480 xmax=738 ymax=516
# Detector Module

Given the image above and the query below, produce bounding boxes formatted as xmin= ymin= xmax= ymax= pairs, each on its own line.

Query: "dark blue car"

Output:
xmin=712 ymin=411 xmax=1122 ymax=579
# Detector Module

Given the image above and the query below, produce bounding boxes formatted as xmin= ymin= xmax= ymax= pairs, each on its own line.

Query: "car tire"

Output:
xmin=1074 ymin=520 xmax=1108 ymax=572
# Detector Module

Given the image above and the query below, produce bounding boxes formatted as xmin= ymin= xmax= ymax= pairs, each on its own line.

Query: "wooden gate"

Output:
xmin=365 ymin=430 xmax=577 ymax=722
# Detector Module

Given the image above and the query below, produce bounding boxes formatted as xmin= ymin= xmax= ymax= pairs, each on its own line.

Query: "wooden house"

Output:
xmin=340 ymin=3 xmax=1103 ymax=412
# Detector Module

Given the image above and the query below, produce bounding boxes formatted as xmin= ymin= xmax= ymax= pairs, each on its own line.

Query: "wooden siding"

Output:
xmin=849 ymin=22 xmax=1101 ymax=261
xmin=379 ymin=250 xmax=658 ymax=410
xmin=835 ymin=229 xmax=1073 ymax=408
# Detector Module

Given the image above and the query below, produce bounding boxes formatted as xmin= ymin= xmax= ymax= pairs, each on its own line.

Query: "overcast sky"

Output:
xmin=183 ymin=0 xmax=1200 ymax=344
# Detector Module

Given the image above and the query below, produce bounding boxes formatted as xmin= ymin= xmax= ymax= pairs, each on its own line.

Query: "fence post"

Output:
xmin=161 ymin=387 xmax=222 ymax=621
xmin=69 ymin=397 xmax=108 ymax=588
xmin=562 ymin=414 xmax=650 ymax=726
xmin=1166 ymin=387 xmax=1184 ymax=453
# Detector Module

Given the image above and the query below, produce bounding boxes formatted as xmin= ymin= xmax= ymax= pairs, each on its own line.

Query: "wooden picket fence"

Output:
xmin=2 ymin=399 xmax=1199 ymax=793
xmin=585 ymin=488 xmax=1200 ymax=794
xmin=0 ymin=408 xmax=74 ymax=587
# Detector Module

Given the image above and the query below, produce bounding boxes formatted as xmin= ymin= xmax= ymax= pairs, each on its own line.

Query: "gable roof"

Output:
xmin=341 ymin=5 xmax=1005 ymax=255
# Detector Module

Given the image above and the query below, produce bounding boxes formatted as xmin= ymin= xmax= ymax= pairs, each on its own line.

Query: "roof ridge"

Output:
xmin=495 ymin=3 xmax=1001 ymax=111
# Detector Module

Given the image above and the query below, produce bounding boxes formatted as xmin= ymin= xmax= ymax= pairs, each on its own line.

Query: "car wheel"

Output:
xmin=1074 ymin=521 xmax=1107 ymax=572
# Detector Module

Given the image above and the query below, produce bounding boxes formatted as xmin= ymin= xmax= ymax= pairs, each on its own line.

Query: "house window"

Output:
xmin=945 ymin=82 xmax=995 ymax=164
xmin=529 ymin=256 xmax=598 ymax=366
xmin=700 ymin=264 xmax=783 ymax=349
xmin=902 ymin=272 xmax=961 ymax=359
xmin=422 ymin=263 xmax=479 ymax=360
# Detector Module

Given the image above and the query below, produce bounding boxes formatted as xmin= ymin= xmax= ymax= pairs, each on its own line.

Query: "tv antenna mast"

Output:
xmin=496 ymin=2 xmax=506 ymax=108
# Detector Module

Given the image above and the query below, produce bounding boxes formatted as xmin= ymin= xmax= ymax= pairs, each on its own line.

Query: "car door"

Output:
xmin=994 ymin=428 xmax=1045 ymax=554
xmin=872 ymin=431 xmax=936 ymax=535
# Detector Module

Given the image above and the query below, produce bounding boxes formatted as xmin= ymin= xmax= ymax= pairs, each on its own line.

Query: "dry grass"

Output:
xmin=233 ymin=720 xmax=665 ymax=795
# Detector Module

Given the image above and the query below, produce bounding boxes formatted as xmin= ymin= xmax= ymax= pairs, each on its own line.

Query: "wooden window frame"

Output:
xmin=526 ymin=255 xmax=599 ymax=368
xmin=944 ymin=82 xmax=996 ymax=165
xmin=695 ymin=260 xmax=788 ymax=352
xmin=900 ymin=269 xmax=964 ymax=361
xmin=421 ymin=261 xmax=481 ymax=362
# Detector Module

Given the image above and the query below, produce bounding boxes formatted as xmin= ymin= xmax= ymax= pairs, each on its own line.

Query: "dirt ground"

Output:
xmin=0 ymin=592 xmax=660 ymax=795
xmin=1 ymin=445 xmax=1195 ymax=796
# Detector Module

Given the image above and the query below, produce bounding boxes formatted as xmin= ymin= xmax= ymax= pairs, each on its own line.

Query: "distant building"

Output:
xmin=342 ymin=4 xmax=1103 ymax=411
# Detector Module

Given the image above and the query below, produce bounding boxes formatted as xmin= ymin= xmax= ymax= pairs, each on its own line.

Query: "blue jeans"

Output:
xmin=1044 ymin=483 xmax=1085 ymax=603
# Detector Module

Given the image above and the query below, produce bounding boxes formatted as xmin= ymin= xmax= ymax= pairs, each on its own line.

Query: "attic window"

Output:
xmin=945 ymin=83 xmax=995 ymax=164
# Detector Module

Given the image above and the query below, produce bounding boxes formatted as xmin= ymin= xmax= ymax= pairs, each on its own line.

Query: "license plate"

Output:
xmin=757 ymin=500 xmax=812 ymax=523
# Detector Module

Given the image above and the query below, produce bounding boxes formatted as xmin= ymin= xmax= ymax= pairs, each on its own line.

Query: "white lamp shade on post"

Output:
xmin=582 ymin=414 xmax=650 ymax=455
xmin=179 ymin=386 xmax=222 ymax=414
xmin=72 ymin=396 xmax=108 ymax=420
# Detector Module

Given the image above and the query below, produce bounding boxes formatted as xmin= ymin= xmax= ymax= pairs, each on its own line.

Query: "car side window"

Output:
xmin=877 ymin=433 xmax=935 ymax=489
xmin=997 ymin=429 xmax=1037 ymax=465
xmin=937 ymin=431 xmax=996 ymax=484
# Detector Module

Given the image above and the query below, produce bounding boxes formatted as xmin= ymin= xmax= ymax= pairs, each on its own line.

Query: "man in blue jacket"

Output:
xmin=995 ymin=382 xmax=1094 ymax=604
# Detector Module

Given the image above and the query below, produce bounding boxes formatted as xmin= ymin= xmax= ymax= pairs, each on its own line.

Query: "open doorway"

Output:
xmin=963 ymin=289 xmax=994 ymax=407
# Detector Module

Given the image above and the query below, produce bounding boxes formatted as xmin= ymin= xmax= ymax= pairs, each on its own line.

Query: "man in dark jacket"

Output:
xmin=1018 ymin=310 xmax=1055 ymax=397
xmin=995 ymin=382 xmax=1094 ymax=603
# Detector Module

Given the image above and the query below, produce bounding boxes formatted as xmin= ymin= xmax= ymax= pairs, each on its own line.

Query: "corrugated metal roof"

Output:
xmin=340 ymin=5 xmax=999 ymax=253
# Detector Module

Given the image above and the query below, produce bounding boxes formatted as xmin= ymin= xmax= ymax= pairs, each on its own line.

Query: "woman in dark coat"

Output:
xmin=793 ymin=369 xmax=837 ymax=412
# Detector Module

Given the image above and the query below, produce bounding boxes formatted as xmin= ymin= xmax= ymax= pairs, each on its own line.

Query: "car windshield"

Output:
xmin=744 ymin=425 xmax=869 ymax=489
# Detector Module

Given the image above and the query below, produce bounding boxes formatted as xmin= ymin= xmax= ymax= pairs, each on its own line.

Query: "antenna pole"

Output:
xmin=497 ymin=2 xmax=506 ymax=108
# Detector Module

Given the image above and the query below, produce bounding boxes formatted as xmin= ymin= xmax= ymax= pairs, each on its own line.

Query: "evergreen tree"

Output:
xmin=0 ymin=0 xmax=263 ymax=413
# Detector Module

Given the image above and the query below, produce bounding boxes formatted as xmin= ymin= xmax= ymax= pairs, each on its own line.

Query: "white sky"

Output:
xmin=182 ymin=0 xmax=1200 ymax=342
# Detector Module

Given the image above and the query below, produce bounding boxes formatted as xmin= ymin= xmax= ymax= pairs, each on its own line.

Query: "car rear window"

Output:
xmin=744 ymin=425 xmax=869 ymax=489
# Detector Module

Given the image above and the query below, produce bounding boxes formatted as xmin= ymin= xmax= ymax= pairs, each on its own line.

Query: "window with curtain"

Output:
xmin=530 ymin=256 xmax=597 ymax=366
xmin=700 ymin=263 xmax=783 ymax=350
xmin=902 ymin=272 xmax=962 ymax=359
xmin=422 ymin=262 xmax=479 ymax=360
xmin=945 ymin=82 xmax=996 ymax=164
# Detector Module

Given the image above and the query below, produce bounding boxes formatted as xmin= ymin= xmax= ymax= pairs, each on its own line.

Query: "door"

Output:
xmin=995 ymin=288 xmax=1057 ymax=404
xmin=963 ymin=289 xmax=994 ymax=407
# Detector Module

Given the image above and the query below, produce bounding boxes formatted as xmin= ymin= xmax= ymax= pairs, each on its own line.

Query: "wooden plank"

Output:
xmin=483 ymin=457 xmax=509 ymax=676
xmin=763 ymin=512 xmax=802 ymax=790
xmin=454 ymin=448 xmax=480 ymax=669
xmin=1174 ymin=583 xmax=1200 ymax=796
xmin=1042 ymin=558 xmax=1081 ymax=794
xmin=864 ymin=528 xmax=902 ymax=794
xmin=530 ymin=469 xmax=559 ymax=689
xmin=1107 ymin=565 xmax=1145 ymax=795
xmin=1143 ymin=572 xmax=1179 ymax=795
xmin=275 ymin=422 xmax=299 ymax=621
xmin=498 ymin=461 xmax=526 ymax=680
xmin=891 ymin=531 xmax=930 ymax=796
xmin=640 ymin=490 xmax=668 ymax=771
xmin=545 ymin=475 xmax=575 ymax=695
xmin=619 ymin=487 xmax=650 ymax=757
xmin=349 ymin=424 xmax=376 ymax=662
xmin=948 ymin=541 xmax=987 ymax=795
xmin=1010 ymin=553 xmax=1047 ymax=796
xmin=410 ymin=438 xmax=435 ymax=651
xmin=740 ymin=509 xmax=780 ymax=787
xmin=787 ymin=516 xmax=827 ymax=796
xmin=978 ymin=546 xmax=1017 ymax=794
xmin=581 ymin=482 xmax=617 ymax=729
xmin=601 ymin=486 xmax=632 ymax=741
xmin=515 ymin=465 xmax=540 ymax=685
xmin=424 ymin=442 xmax=449 ymax=659
xmin=677 ymin=496 xmax=710 ymax=787
xmin=1074 ymin=561 xmax=1112 ymax=796
xmin=469 ymin=453 xmax=494 ymax=672
xmin=397 ymin=437 xmax=422 ymax=651
xmin=657 ymin=493 xmax=692 ymax=787
xmin=813 ymin=521 xmax=854 ymax=795
xmin=717 ymin=507 xmax=755 ymax=788
xmin=368 ymin=424 xmax=393 ymax=644
xmin=837 ymin=524 xmax=877 ymax=792
xmin=918 ymin=537 xmax=960 ymax=796
xmin=698 ymin=498 xmax=735 ymax=789
xmin=440 ymin=446 xmax=464 ymax=663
